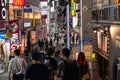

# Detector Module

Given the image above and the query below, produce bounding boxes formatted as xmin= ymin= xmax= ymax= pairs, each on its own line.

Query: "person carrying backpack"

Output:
xmin=57 ymin=48 xmax=80 ymax=80
xmin=77 ymin=52 xmax=91 ymax=80
xmin=44 ymin=48 xmax=58 ymax=80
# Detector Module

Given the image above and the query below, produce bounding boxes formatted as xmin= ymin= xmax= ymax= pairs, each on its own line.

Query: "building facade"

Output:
xmin=92 ymin=0 xmax=120 ymax=80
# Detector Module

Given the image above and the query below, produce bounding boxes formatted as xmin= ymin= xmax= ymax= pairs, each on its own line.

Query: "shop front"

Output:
xmin=109 ymin=25 xmax=120 ymax=80
xmin=92 ymin=24 xmax=110 ymax=80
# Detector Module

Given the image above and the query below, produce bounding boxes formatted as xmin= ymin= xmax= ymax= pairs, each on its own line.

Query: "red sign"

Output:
xmin=9 ymin=20 xmax=20 ymax=54
xmin=0 ymin=20 xmax=7 ymax=30
xmin=13 ymin=0 xmax=25 ymax=6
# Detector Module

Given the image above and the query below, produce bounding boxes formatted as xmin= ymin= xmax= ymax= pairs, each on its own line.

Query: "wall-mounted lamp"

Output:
xmin=93 ymin=28 xmax=98 ymax=33
xmin=102 ymin=31 xmax=107 ymax=36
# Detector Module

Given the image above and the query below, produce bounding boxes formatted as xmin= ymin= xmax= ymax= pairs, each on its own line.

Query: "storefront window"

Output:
xmin=102 ymin=8 xmax=109 ymax=20
xmin=96 ymin=0 xmax=102 ymax=9
xmin=92 ymin=0 xmax=96 ymax=9
xmin=103 ymin=0 xmax=109 ymax=6
xmin=110 ymin=0 xmax=119 ymax=5
xmin=98 ymin=10 xmax=102 ymax=20
xmin=110 ymin=7 xmax=118 ymax=21
xmin=118 ymin=6 xmax=120 ymax=21
xmin=97 ymin=32 xmax=102 ymax=49
xmin=114 ymin=7 xmax=118 ymax=21
xmin=102 ymin=36 xmax=108 ymax=52
xmin=97 ymin=31 xmax=108 ymax=52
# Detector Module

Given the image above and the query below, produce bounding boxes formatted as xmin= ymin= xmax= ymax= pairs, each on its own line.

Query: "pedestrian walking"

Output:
xmin=44 ymin=48 xmax=58 ymax=80
xmin=57 ymin=48 xmax=80 ymax=80
xmin=24 ymin=51 xmax=50 ymax=80
xmin=77 ymin=52 xmax=92 ymax=80
xmin=38 ymin=39 xmax=44 ymax=50
xmin=45 ymin=38 xmax=49 ymax=51
xmin=56 ymin=35 xmax=59 ymax=44
xmin=8 ymin=49 xmax=27 ymax=80
xmin=24 ymin=47 xmax=31 ymax=64
xmin=53 ymin=39 xmax=57 ymax=52
xmin=50 ymin=39 xmax=53 ymax=48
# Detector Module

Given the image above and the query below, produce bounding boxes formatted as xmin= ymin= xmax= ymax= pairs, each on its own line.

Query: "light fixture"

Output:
xmin=100 ymin=29 xmax=104 ymax=33
xmin=93 ymin=28 xmax=97 ymax=33
xmin=93 ymin=30 xmax=97 ymax=33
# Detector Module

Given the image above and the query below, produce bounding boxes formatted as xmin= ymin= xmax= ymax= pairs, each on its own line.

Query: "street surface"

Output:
xmin=0 ymin=72 xmax=8 ymax=80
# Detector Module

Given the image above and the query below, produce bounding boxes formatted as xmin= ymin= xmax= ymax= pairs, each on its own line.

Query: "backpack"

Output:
xmin=44 ymin=57 xmax=58 ymax=80
xmin=79 ymin=61 xmax=89 ymax=76
xmin=63 ymin=60 xmax=80 ymax=80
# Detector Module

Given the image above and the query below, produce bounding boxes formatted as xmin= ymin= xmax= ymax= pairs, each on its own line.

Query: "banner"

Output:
xmin=9 ymin=20 xmax=20 ymax=54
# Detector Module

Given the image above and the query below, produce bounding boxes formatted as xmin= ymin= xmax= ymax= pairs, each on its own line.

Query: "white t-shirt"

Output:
xmin=53 ymin=40 xmax=57 ymax=47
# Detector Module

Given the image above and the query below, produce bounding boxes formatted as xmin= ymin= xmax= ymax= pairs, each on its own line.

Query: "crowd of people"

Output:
xmin=7 ymin=39 xmax=91 ymax=80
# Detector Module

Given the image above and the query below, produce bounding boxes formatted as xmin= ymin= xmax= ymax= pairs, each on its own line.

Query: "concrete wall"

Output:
xmin=110 ymin=25 xmax=120 ymax=80
xmin=82 ymin=0 xmax=92 ymax=38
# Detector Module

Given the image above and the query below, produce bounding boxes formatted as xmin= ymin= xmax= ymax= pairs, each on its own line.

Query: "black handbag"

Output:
xmin=13 ymin=74 xmax=24 ymax=80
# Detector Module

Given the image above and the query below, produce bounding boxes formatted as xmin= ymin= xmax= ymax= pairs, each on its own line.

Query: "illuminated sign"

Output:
xmin=71 ymin=0 xmax=76 ymax=16
xmin=0 ymin=0 xmax=7 ymax=20
xmin=0 ymin=33 xmax=5 ymax=39
xmin=114 ymin=0 xmax=118 ymax=4
xmin=13 ymin=0 xmax=25 ymax=6
xmin=9 ymin=20 xmax=20 ymax=54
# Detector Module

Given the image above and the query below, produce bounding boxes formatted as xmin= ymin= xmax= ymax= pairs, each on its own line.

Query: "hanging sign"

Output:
xmin=9 ymin=20 xmax=20 ymax=54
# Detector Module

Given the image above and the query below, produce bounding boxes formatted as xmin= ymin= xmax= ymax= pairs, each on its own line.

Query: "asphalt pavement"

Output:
xmin=0 ymin=72 xmax=8 ymax=80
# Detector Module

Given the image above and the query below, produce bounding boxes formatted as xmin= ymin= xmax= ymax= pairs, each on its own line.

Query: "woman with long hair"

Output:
xmin=77 ymin=52 xmax=91 ymax=80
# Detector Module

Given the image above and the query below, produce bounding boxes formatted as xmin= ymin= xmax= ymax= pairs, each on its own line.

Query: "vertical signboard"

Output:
xmin=9 ymin=20 xmax=20 ymax=54
xmin=71 ymin=0 xmax=76 ymax=16
xmin=0 ymin=0 xmax=7 ymax=20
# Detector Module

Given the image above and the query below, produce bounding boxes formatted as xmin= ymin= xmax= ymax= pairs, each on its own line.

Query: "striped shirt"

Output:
xmin=8 ymin=56 xmax=25 ymax=75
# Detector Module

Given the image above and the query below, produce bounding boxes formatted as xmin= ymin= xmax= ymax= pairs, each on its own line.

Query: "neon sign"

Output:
xmin=13 ymin=0 xmax=25 ymax=6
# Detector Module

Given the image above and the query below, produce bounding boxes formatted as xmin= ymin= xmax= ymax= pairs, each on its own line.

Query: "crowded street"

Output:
xmin=0 ymin=0 xmax=120 ymax=80
xmin=0 ymin=43 xmax=81 ymax=80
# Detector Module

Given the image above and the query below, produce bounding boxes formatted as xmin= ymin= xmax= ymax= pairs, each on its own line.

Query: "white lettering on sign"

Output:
xmin=24 ymin=22 xmax=31 ymax=27
xmin=11 ymin=44 xmax=18 ymax=50
xmin=1 ymin=0 xmax=7 ymax=19
xmin=11 ymin=33 xmax=19 ymax=50
xmin=12 ymin=33 xmax=19 ymax=40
